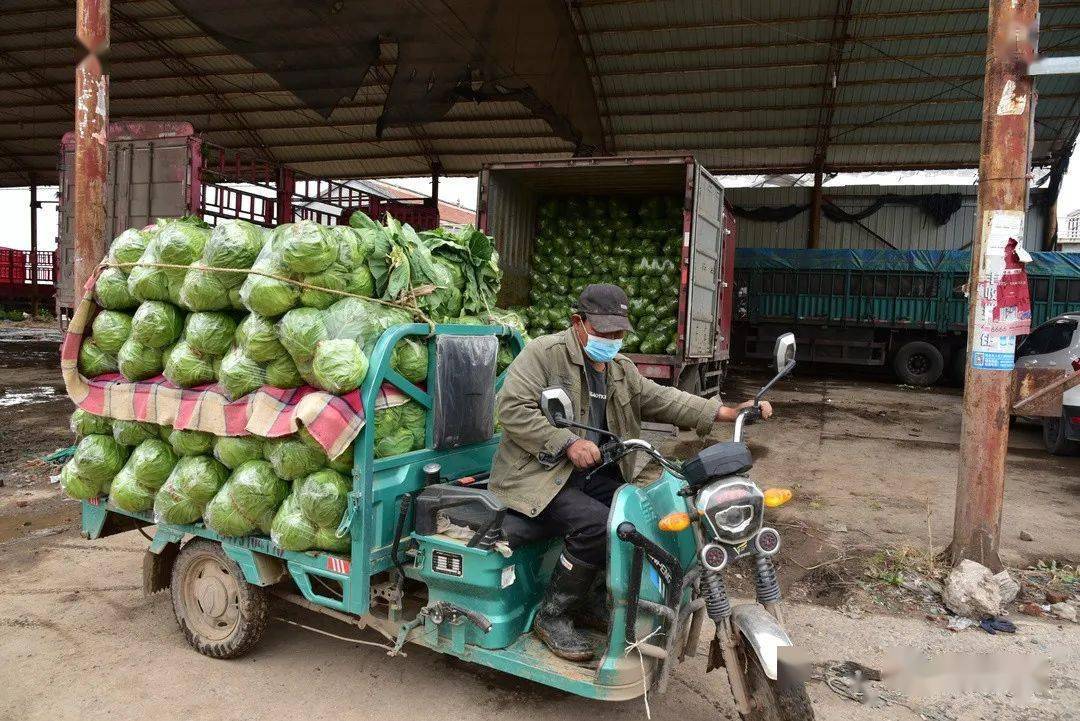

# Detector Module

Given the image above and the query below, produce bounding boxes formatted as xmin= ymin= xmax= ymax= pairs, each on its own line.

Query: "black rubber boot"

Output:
xmin=573 ymin=576 xmax=611 ymax=633
xmin=533 ymin=552 xmax=598 ymax=662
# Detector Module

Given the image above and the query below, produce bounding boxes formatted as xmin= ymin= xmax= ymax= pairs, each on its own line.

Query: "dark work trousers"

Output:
xmin=529 ymin=466 xmax=624 ymax=567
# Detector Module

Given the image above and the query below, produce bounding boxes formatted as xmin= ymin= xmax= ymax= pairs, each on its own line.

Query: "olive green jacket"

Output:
xmin=490 ymin=328 xmax=722 ymax=516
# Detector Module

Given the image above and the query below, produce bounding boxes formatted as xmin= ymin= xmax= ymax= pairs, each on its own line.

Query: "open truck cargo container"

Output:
xmin=733 ymin=248 xmax=1080 ymax=385
xmin=478 ymin=156 xmax=735 ymax=396
xmin=56 ymin=122 xmax=439 ymax=316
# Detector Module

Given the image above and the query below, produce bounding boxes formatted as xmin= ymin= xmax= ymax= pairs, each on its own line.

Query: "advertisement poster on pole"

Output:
xmin=970 ymin=210 xmax=1031 ymax=371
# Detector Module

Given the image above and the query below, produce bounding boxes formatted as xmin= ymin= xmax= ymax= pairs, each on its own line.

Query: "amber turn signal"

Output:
xmin=658 ymin=512 xmax=691 ymax=532
xmin=763 ymin=488 xmax=793 ymax=508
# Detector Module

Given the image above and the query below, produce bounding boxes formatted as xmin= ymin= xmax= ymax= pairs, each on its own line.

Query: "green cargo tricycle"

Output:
xmin=81 ymin=323 xmax=812 ymax=720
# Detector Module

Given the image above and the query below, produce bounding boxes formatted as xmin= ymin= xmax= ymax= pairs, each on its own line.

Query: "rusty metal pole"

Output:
xmin=950 ymin=0 xmax=1038 ymax=571
xmin=73 ymin=0 xmax=110 ymax=299
xmin=29 ymin=181 xmax=38 ymax=318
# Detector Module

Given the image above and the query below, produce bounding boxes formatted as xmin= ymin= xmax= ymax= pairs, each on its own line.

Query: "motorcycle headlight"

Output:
xmin=696 ymin=479 xmax=764 ymax=544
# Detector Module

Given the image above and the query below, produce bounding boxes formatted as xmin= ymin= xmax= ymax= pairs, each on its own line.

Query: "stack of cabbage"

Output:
xmin=81 ymin=215 xmax=519 ymax=397
xmin=61 ymin=408 xmax=365 ymax=552
xmin=524 ymin=195 xmax=682 ymax=354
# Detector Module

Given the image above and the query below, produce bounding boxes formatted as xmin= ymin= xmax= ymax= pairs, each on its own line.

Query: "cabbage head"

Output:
xmin=127 ymin=262 xmax=172 ymax=303
xmin=391 ymin=338 xmax=428 ymax=383
xmin=265 ymin=354 xmax=303 ymax=388
xmin=168 ymin=428 xmax=215 ymax=457
xmin=264 ymin=435 xmax=327 ymax=480
xmin=321 ymin=296 xmax=412 ymax=352
xmin=164 ymin=339 xmax=217 ymax=387
xmin=72 ymin=433 xmax=128 ymax=484
xmin=60 ymin=460 xmax=102 ymax=500
xmin=204 ymin=220 xmax=265 ymax=275
xmin=300 ymin=264 xmax=348 ymax=309
xmin=70 ymin=409 xmax=112 ymax=438
xmin=127 ymin=437 xmax=178 ymax=490
xmin=153 ymin=455 xmax=229 ymax=524
xmin=112 ymin=420 xmax=159 ymax=447
xmin=108 ymin=228 xmax=150 ymax=265
xmin=314 ymin=527 xmax=350 ymax=553
xmin=110 ymin=466 xmax=156 ymax=512
xmin=204 ymin=460 xmax=288 ymax=537
xmin=297 ymin=468 xmax=349 ymax=528
xmin=156 ymin=219 xmax=209 ymax=266
xmin=280 ymin=221 xmax=336 ymax=274
xmin=131 ymin=301 xmax=183 ymax=349
xmin=236 ymin=314 xmax=285 ymax=363
xmin=94 ymin=268 xmax=138 ymax=310
xmin=374 ymin=427 xmax=415 ymax=459
xmin=91 ymin=310 xmax=133 ymax=355
xmin=217 ymin=347 xmax=265 ymax=400
xmin=312 ymin=338 xmax=368 ymax=394
xmin=278 ymin=307 xmax=327 ymax=364
xmin=154 ymin=455 xmax=227 ymax=524
xmin=78 ymin=339 xmax=118 ymax=377
xmin=345 ymin=265 xmax=374 ymax=297
xmin=398 ymin=400 xmax=428 ymax=448
xmin=178 ymin=270 xmax=230 ymax=311
xmin=213 ymin=435 xmax=265 ymax=469
xmin=271 ymin=492 xmax=319 ymax=550
xmin=240 ymin=260 xmax=300 ymax=317
xmin=184 ymin=312 xmax=237 ymax=356
xmin=117 ymin=338 xmax=163 ymax=381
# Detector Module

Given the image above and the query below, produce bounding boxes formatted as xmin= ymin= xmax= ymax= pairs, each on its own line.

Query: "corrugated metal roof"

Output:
xmin=1 ymin=0 xmax=1078 ymax=186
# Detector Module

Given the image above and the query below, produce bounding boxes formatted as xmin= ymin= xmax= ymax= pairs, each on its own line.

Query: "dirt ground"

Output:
xmin=1 ymin=323 xmax=1077 ymax=721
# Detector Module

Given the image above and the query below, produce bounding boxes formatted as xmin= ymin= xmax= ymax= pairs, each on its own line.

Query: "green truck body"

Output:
xmin=733 ymin=249 xmax=1080 ymax=384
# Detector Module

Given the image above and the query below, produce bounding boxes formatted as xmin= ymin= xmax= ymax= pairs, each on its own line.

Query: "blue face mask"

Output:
xmin=583 ymin=334 xmax=622 ymax=363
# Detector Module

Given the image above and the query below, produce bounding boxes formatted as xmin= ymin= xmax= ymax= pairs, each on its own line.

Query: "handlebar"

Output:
xmin=584 ymin=436 xmax=683 ymax=479
xmin=732 ymin=405 xmax=762 ymax=443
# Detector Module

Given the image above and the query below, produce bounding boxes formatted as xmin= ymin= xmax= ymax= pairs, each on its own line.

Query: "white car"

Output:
xmin=1015 ymin=313 xmax=1080 ymax=455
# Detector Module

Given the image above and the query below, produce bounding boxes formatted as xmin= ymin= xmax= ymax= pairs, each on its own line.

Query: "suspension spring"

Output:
xmin=754 ymin=554 xmax=782 ymax=605
xmin=700 ymin=570 xmax=732 ymax=622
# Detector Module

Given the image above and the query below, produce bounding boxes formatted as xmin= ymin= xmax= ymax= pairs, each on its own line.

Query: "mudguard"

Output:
xmin=731 ymin=603 xmax=793 ymax=680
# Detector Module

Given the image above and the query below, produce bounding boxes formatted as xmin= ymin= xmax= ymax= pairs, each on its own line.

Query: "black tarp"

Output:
xmin=169 ymin=0 xmax=604 ymax=153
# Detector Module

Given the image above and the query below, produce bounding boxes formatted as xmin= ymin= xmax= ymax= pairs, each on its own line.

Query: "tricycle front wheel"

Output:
xmin=171 ymin=538 xmax=270 ymax=659
xmin=737 ymin=636 xmax=814 ymax=721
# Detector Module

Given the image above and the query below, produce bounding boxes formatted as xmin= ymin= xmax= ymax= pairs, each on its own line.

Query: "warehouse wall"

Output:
xmin=726 ymin=185 xmax=1047 ymax=252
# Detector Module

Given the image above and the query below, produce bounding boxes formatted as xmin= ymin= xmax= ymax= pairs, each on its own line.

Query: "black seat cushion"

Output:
xmin=441 ymin=504 xmax=552 ymax=549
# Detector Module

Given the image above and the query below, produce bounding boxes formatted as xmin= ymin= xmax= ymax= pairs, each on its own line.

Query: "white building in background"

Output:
xmin=1060 ymin=208 xmax=1080 ymax=252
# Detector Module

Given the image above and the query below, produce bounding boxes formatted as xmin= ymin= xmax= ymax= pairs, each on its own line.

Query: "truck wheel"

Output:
xmin=948 ymin=347 xmax=967 ymax=386
xmin=1043 ymin=415 xmax=1080 ymax=456
xmin=892 ymin=341 xmax=944 ymax=386
xmin=171 ymin=538 xmax=270 ymax=659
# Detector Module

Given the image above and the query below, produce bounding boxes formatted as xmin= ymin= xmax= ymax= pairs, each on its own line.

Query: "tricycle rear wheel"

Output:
xmin=737 ymin=636 xmax=814 ymax=721
xmin=171 ymin=538 xmax=270 ymax=659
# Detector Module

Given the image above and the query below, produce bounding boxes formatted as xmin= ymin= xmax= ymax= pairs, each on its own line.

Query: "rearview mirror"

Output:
xmin=539 ymin=388 xmax=572 ymax=428
xmin=774 ymin=332 xmax=796 ymax=371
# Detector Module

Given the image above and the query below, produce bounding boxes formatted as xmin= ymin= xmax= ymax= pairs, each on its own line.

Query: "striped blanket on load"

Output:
xmin=61 ymin=270 xmax=408 ymax=460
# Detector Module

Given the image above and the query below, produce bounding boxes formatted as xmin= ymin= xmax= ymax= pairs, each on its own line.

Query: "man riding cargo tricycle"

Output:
xmin=81 ymin=315 xmax=813 ymax=720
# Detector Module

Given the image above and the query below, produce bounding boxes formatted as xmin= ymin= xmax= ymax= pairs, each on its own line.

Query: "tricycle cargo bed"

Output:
xmin=478 ymin=156 xmax=736 ymax=394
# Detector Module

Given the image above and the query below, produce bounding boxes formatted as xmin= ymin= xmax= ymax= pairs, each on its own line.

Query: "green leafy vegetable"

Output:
xmin=117 ymin=338 xmax=163 ymax=381
xmin=213 ymin=435 xmax=266 ymax=469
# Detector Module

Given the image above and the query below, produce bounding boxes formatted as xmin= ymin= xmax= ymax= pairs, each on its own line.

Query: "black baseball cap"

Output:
xmin=576 ymin=284 xmax=633 ymax=333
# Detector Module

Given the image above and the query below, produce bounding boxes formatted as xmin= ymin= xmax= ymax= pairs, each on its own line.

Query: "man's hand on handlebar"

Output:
xmin=751 ymin=400 xmax=773 ymax=420
xmin=567 ymin=439 xmax=602 ymax=468
xmin=715 ymin=400 xmax=773 ymax=423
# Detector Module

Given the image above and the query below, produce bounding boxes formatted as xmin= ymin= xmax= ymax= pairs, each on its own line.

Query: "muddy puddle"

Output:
xmin=0 ymin=385 xmax=64 ymax=407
